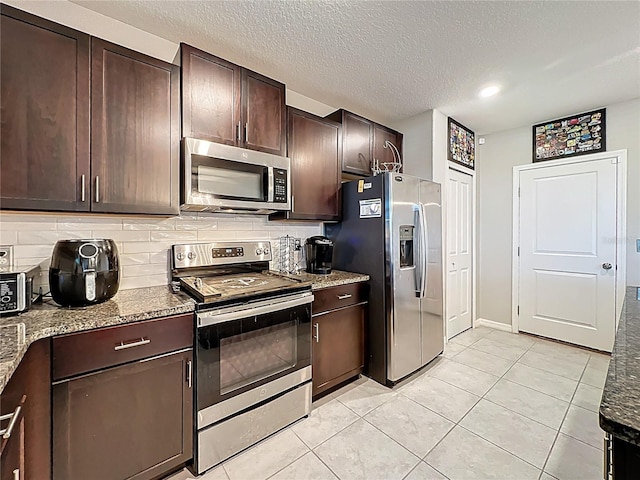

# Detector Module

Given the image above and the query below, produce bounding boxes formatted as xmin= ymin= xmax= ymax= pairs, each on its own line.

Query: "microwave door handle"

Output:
xmin=267 ymin=167 xmax=274 ymax=202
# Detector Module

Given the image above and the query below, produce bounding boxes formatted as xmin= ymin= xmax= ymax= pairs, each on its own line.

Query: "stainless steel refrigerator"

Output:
xmin=326 ymin=172 xmax=443 ymax=386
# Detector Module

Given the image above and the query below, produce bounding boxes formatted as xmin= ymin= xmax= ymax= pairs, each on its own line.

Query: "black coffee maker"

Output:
xmin=305 ymin=236 xmax=334 ymax=275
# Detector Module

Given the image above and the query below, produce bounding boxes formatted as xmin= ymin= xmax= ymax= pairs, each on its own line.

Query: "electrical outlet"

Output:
xmin=0 ymin=245 xmax=14 ymax=272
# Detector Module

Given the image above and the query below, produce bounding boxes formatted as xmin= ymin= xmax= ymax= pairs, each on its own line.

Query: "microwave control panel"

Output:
xmin=274 ymin=169 xmax=288 ymax=203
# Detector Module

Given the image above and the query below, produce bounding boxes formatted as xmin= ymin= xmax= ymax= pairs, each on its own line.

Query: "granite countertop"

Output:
xmin=600 ymin=286 xmax=640 ymax=445
xmin=276 ymin=269 xmax=369 ymax=290
xmin=0 ymin=286 xmax=195 ymax=393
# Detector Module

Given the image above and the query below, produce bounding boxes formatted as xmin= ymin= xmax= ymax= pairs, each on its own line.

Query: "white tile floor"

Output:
xmin=167 ymin=326 xmax=610 ymax=480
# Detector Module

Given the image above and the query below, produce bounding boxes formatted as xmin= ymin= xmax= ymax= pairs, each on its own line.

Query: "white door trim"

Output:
xmin=445 ymin=162 xmax=476 ymax=339
xmin=511 ymin=149 xmax=628 ymax=334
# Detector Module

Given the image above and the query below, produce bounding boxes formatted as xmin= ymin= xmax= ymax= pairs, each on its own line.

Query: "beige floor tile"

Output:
xmin=572 ymin=382 xmax=603 ymax=413
xmin=314 ymin=419 xmax=419 ymax=480
xmin=517 ymin=349 xmax=587 ymax=381
xmin=545 ymin=433 xmax=603 ymax=480
xmin=291 ymin=399 xmax=359 ymax=449
xmin=468 ymin=337 xmax=529 ymax=361
xmin=448 ymin=326 xmax=493 ymax=346
xmin=529 ymin=339 xmax=591 ymax=365
xmin=560 ymin=405 xmax=604 ymax=449
xmin=484 ymin=378 xmax=569 ymax=429
xmin=164 ymin=465 xmax=228 ymax=480
xmin=223 ymin=429 xmax=309 ymax=480
xmin=581 ymin=363 xmax=609 ymax=389
xmin=485 ymin=330 xmax=537 ymax=348
xmin=450 ymin=347 xmax=516 ymax=377
xmin=428 ymin=359 xmax=500 ymax=396
xmin=405 ymin=461 xmax=448 ymax=480
xmin=504 ymin=363 xmax=578 ymax=402
xmin=364 ymin=395 xmax=454 ymax=458
xmin=442 ymin=341 xmax=466 ymax=358
xmin=425 ymin=426 xmax=540 ymax=480
xmin=269 ymin=452 xmax=337 ymax=480
xmin=587 ymin=352 xmax=611 ymax=372
xmin=335 ymin=377 xmax=397 ymax=416
xmin=399 ymin=375 xmax=480 ymax=422
xmin=460 ymin=399 xmax=557 ymax=468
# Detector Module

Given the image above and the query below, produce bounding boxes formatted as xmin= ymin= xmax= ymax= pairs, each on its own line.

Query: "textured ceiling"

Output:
xmin=72 ymin=0 xmax=640 ymax=134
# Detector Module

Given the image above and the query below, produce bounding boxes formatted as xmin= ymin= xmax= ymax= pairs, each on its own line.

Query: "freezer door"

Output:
xmin=387 ymin=174 xmax=423 ymax=382
xmin=419 ymin=180 xmax=444 ymax=365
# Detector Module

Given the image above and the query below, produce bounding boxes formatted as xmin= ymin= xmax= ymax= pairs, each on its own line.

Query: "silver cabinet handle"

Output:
xmin=602 ymin=263 xmax=613 ymax=270
xmin=13 ymin=468 xmax=19 ymax=480
xmin=95 ymin=176 xmax=100 ymax=203
xmin=337 ymin=294 xmax=352 ymax=300
xmin=237 ymin=121 xmax=241 ymax=142
xmin=244 ymin=122 xmax=249 ymax=144
xmin=0 ymin=404 xmax=22 ymax=439
xmin=313 ymin=323 xmax=320 ymax=343
xmin=81 ymin=174 xmax=86 ymax=202
xmin=187 ymin=360 xmax=193 ymax=389
xmin=114 ymin=337 xmax=150 ymax=351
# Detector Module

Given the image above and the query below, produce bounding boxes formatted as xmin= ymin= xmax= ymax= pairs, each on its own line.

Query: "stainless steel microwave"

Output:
xmin=182 ymin=138 xmax=291 ymax=214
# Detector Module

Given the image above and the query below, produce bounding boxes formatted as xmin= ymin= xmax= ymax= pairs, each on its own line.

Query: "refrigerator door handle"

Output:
xmin=414 ymin=206 xmax=422 ymax=297
xmin=419 ymin=202 xmax=429 ymax=299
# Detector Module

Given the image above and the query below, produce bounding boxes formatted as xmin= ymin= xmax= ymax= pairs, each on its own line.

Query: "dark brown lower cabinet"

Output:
xmin=53 ymin=349 xmax=193 ymax=480
xmin=312 ymin=283 xmax=367 ymax=398
xmin=0 ymin=338 xmax=51 ymax=480
xmin=607 ymin=433 xmax=640 ymax=479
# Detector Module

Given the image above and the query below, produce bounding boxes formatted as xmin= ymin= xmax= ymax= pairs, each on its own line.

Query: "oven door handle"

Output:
xmin=197 ymin=293 xmax=314 ymax=327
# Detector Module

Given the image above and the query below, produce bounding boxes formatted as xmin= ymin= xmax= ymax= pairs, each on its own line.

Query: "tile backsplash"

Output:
xmin=0 ymin=212 xmax=322 ymax=291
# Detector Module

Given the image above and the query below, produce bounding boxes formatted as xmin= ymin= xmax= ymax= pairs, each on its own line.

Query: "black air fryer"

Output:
xmin=305 ymin=236 xmax=334 ymax=275
xmin=49 ymin=239 xmax=120 ymax=307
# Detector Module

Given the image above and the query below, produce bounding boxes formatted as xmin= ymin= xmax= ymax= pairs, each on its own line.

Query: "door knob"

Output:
xmin=602 ymin=263 xmax=613 ymax=270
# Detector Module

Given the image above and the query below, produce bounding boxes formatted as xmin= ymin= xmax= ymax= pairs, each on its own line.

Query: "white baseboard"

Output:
xmin=474 ymin=318 xmax=514 ymax=333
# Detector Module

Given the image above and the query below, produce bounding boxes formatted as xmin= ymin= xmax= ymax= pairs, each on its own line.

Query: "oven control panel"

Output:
xmin=212 ymin=247 xmax=244 ymax=258
xmin=172 ymin=241 xmax=272 ymax=269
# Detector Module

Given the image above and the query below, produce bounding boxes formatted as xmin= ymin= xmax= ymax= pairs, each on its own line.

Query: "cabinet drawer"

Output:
xmin=53 ymin=314 xmax=193 ymax=380
xmin=312 ymin=282 xmax=367 ymax=314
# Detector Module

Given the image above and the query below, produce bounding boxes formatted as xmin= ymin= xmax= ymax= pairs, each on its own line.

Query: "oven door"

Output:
xmin=196 ymin=292 xmax=312 ymax=420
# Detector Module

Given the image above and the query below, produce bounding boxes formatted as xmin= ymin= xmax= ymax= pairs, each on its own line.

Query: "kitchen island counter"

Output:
xmin=600 ymin=286 xmax=640 ymax=446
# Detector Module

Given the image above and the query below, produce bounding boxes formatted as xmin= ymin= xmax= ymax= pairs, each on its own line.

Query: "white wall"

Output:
xmin=393 ymin=110 xmax=434 ymax=179
xmin=477 ymin=97 xmax=640 ymax=325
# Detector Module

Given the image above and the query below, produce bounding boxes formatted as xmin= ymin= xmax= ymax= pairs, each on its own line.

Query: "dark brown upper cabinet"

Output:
xmin=0 ymin=4 xmax=90 ymax=212
xmin=91 ymin=38 xmax=180 ymax=215
xmin=271 ymin=108 xmax=341 ymax=221
xmin=0 ymin=6 xmax=180 ymax=215
xmin=373 ymin=124 xmax=403 ymax=173
xmin=326 ymin=109 xmax=403 ymax=177
xmin=181 ymin=44 xmax=286 ymax=156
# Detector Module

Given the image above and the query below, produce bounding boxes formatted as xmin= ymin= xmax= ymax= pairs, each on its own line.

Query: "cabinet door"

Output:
xmin=286 ymin=108 xmax=341 ymax=220
xmin=0 ymin=339 xmax=51 ymax=480
xmin=312 ymin=304 xmax=365 ymax=397
xmin=53 ymin=349 xmax=193 ymax=480
xmin=242 ymin=69 xmax=286 ymax=155
xmin=0 ymin=5 xmax=90 ymax=212
xmin=342 ymin=112 xmax=373 ymax=176
xmin=91 ymin=38 xmax=180 ymax=215
xmin=181 ymin=44 xmax=241 ymax=146
xmin=373 ymin=124 xmax=403 ymax=173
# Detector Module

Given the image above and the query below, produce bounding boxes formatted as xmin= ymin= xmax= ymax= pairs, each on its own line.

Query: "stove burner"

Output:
xmin=220 ymin=277 xmax=269 ymax=289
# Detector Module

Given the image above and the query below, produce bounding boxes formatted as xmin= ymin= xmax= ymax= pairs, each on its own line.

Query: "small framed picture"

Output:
xmin=448 ymin=117 xmax=475 ymax=169
xmin=533 ymin=108 xmax=606 ymax=162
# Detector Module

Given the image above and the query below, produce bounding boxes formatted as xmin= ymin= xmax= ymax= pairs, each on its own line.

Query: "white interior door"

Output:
xmin=447 ymin=168 xmax=473 ymax=339
xmin=518 ymin=157 xmax=617 ymax=351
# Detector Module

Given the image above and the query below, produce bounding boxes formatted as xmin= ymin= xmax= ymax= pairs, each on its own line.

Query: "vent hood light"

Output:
xmin=479 ymin=85 xmax=500 ymax=98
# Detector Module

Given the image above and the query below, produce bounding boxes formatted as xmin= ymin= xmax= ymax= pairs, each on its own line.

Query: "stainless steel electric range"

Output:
xmin=171 ymin=241 xmax=313 ymax=474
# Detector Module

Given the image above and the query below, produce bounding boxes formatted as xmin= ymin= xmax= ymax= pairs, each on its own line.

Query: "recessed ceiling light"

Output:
xmin=479 ymin=85 xmax=500 ymax=98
